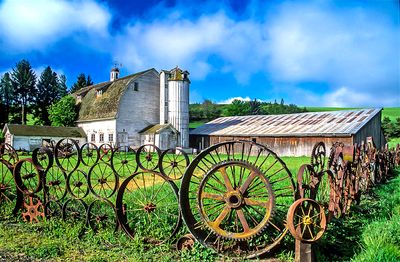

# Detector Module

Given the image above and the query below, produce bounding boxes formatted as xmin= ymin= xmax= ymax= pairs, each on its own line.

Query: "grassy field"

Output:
xmin=0 ymin=150 xmax=399 ymax=261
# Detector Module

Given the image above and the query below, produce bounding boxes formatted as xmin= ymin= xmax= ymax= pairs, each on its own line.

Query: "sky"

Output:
xmin=0 ymin=0 xmax=399 ymax=107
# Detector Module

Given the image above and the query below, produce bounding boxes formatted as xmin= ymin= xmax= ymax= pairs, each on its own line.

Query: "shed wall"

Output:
xmin=190 ymin=135 xmax=353 ymax=157
xmin=353 ymin=111 xmax=386 ymax=149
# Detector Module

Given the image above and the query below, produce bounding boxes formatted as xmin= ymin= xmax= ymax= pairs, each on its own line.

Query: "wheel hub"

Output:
xmin=73 ymin=181 xmax=83 ymax=187
xmin=98 ymin=178 xmax=108 ymax=184
xmin=145 ymin=154 xmax=152 ymax=161
xmin=225 ymin=191 xmax=243 ymax=208
xmin=302 ymin=215 xmax=313 ymax=225
xmin=48 ymin=180 xmax=61 ymax=186
xmin=144 ymin=203 xmax=156 ymax=213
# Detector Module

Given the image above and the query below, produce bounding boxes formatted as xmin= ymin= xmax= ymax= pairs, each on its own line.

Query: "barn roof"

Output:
xmin=139 ymin=124 xmax=179 ymax=134
xmin=190 ymin=108 xmax=382 ymax=137
xmin=3 ymin=124 xmax=86 ymax=138
xmin=76 ymin=68 xmax=158 ymax=122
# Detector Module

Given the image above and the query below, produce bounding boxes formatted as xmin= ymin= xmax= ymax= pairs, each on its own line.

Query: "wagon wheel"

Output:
xmin=21 ymin=196 xmax=45 ymax=223
xmin=88 ymin=162 xmax=119 ymax=199
xmin=66 ymin=170 xmax=90 ymax=199
xmin=197 ymin=161 xmax=275 ymax=241
xmin=286 ymin=198 xmax=327 ymax=243
xmin=87 ymin=199 xmax=118 ymax=232
xmin=80 ymin=143 xmax=99 ymax=166
xmin=13 ymin=159 xmax=42 ymax=195
xmin=44 ymin=166 xmax=67 ymax=201
xmin=99 ymin=144 xmax=113 ymax=163
xmin=32 ymin=147 xmax=53 ymax=172
xmin=296 ymin=164 xmax=321 ymax=200
xmin=62 ymin=198 xmax=88 ymax=222
xmin=116 ymin=171 xmax=182 ymax=244
xmin=0 ymin=143 xmax=19 ymax=166
xmin=310 ymin=142 xmax=326 ymax=174
xmin=176 ymin=234 xmax=196 ymax=251
xmin=44 ymin=200 xmax=62 ymax=218
xmin=180 ymin=140 xmax=295 ymax=258
xmin=159 ymin=148 xmax=189 ymax=180
xmin=0 ymin=159 xmax=21 ymax=216
xmin=55 ymin=138 xmax=80 ymax=172
xmin=136 ymin=144 xmax=161 ymax=171
xmin=111 ymin=146 xmax=138 ymax=177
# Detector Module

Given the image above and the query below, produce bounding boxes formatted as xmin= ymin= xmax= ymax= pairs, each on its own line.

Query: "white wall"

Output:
xmin=11 ymin=136 xmax=86 ymax=151
xmin=116 ymin=70 xmax=160 ymax=147
xmin=78 ymin=119 xmax=116 ymax=146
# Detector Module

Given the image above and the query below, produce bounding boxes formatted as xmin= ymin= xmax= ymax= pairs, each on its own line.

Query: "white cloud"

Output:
xmin=0 ymin=0 xmax=111 ymax=51
xmin=217 ymin=96 xmax=252 ymax=104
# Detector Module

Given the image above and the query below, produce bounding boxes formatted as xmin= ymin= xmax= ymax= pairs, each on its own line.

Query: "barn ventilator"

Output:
xmin=0 ymin=138 xmax=398 ymax=261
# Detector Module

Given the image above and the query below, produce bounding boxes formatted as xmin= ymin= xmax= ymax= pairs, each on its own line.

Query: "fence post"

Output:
xmin=295 ymin=240 xmax=314 ymax=262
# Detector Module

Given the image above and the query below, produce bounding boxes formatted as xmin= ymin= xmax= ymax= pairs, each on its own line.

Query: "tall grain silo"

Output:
xmin=160 ymin=67 xmax=190 ymax=148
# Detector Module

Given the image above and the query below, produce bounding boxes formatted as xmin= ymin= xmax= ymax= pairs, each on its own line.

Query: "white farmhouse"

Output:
xmin=75 ymin=67 xmax=190 ymax=150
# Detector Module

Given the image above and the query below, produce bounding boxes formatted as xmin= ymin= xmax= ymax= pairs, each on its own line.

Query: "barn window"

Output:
xmin=99 ymin=133 xmax=104 ymax=142
xmin=108 ymin=134 xmax=114 ymax=142
xmin=251 ymin=138 xmax=257 ymax=143
xmin=91 ymin=134 xmax=95 ymax=142
xmin=134 ymin=82 xmax=139 ymax=91
xmin=96 ymin=89 xmax=103 ymax=98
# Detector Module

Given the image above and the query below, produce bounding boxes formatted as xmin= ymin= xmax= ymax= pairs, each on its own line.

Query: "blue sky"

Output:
xmin=0 ymin=0 xmax=399 ymax=107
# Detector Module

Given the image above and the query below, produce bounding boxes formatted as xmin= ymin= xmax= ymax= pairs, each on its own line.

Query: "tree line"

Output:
xmin=189 ymin=99 xmax=307 ymax=122
xmin=382 ymin=117 xmax=400 ymax=139
xmin=0 ymin=59 xmax=93 ymax=127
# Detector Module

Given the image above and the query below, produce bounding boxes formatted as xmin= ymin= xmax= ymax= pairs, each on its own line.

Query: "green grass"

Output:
xmin=189 ymin=121 xmax=207 ymax=128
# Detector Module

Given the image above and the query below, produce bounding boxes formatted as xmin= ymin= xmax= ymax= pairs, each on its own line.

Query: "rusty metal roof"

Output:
xmin=190 ymin=108 xmax=382 ymax=137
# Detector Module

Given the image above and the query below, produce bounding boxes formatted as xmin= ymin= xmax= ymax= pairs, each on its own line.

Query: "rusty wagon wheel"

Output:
xmin=296 ymin=164 xmax=322 ymax=200
xmin=87 ymin=199 xmax=118 ymax=232
xmin=21 ymin=196 xmax=45 ymax=223
xmin=67 ymin=170 xmax=90 ymax=199
xmin=13 ymin=158 xmax=42 ymax=195
xmin=88 ymin=162 xmax=119 ymax=199
xmin=286 ymin=198 xmax=327 ymax=243
xmin=99 ymin=144 xmax=113 ymax=163
xmin=111 ymin=146 xmax=138 ymax=178
xmin=116 ymin=171 xmax=182 ymax=244
xmin=159 ymin=148 xmax=189 ymax=180
xmin=136 ymin=144 xmax=161 ymax=171
xmin=0 ymin=159 xmax=18 ymax=206
xmin=44 ymin=200 xmax=63 ymax=219
xmin=0 ymin=143 xmax=19 ymax=167
xmin=32 ymin=147 xmax=53 ymax=172
xmin=310 ymin=142 xmax=326 ymax=174
xmin=55 ymin=138 xmax=80 ymax=172
xmin=180 ymin=140 xmax=295 ymax=259
xmin=80 ymin=143 xmax=99 ymax=166
xmin=62 ymin=198 xmax=88 ymax=223
xmin=44 ymin=166 xmax=67 ymax=201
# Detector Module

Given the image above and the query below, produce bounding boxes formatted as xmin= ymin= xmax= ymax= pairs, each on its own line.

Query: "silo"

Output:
xmin=167 ymin=67 xmax=190 ymax=148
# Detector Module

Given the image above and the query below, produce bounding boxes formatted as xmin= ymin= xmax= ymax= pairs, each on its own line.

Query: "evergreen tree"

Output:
xmin=86 ymin=75 xmax=93 ymax=86
xmin=58 ymin=74 xmax=68 ymax=98
xmin=11 ymin=60 xmax=37 ymax=124
xmin=70 ymin=73 xmax=93 ymax=93
xmin=0 ymin=73 xmax=13 ymax=125
xmin=33 ymin=66 xmax=60 ymax=125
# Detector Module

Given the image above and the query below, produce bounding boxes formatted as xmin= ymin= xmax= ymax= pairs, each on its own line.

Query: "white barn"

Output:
xmin=2 ymin=124 xmax=86 ymax=151
xmin=75 ymin=67 xmax=190 ymax=150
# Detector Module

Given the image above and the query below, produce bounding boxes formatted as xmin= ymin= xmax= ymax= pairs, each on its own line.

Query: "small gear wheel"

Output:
xmin=197 ymin=160 xmax=275 ymax=241
xmin=22 ymin=196 xmax=45 ymax=223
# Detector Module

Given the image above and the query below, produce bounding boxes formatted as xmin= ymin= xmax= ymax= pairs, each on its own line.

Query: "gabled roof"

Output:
xmin=190 ymin=108 xmax=382 ymax=137
xmin=139 ymin=124 xmax=179 ymax=135
xmin=76 ymin=68 xmax=158 ymax=122
xmin=3 ymin=124 xmax=86 ymax=138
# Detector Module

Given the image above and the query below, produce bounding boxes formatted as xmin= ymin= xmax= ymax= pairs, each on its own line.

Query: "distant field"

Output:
xmin=189 ymin=121 xmax=207 ymax=128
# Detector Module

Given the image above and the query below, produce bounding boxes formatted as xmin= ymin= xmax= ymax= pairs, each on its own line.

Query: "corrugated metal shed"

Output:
xmin=190 ymin=108 xmax=382 ymax=137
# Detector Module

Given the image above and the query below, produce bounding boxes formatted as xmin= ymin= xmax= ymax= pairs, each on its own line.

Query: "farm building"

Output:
xmin=75 ymin=66 xmax=190 ymax=150
xmin=2 ymin=124 xmax=86 ymax=151
xmin=190 ymin=108 xmax=386 ymax=156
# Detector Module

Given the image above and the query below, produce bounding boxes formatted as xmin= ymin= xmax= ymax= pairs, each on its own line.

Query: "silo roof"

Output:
xmin=190 ymin=108 xmax=382 ymax=137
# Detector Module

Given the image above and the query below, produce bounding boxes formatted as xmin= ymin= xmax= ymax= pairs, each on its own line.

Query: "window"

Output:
xmin=108 ymin=134 xmax=114 ymax=142
xmin=99 ymin=133 xmax=104 ymax=142
xmin=134 ymin=82 xmax=139 ymax=91
xmin=97 ymin=90 xmax=103 ymax=98
xmin=251 ymin=138 xmax=257 ymax=143
xmin=91 ymin=134 xmax=95 ymax=142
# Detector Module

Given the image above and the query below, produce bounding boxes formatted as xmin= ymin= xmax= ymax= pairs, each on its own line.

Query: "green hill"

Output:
xmin=306 ymin=107 xmax=400 ymax=121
